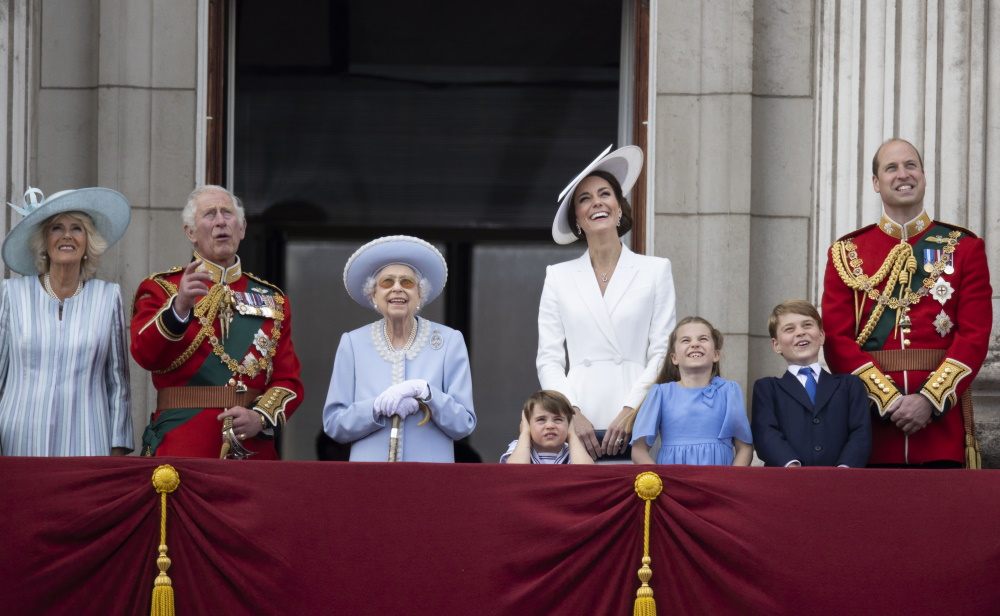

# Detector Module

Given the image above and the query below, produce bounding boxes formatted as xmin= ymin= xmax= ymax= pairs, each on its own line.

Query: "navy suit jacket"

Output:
xmin=751 ymin=370 xmax=871 ymax=467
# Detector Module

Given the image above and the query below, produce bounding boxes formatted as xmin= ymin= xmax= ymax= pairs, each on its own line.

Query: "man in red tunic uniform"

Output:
xmin=131 ymin=185 xmax=303 ymax=458
xmin=822 ymin=139 xmax=992 ymax=468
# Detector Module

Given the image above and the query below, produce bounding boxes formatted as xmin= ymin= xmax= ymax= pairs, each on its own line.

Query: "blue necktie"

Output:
xmin=799 ymin=366 xmax=817 ymax=404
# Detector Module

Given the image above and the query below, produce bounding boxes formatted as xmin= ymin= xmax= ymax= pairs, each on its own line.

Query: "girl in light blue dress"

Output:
xmin=630 ymin=317 xmax=753 ymax=466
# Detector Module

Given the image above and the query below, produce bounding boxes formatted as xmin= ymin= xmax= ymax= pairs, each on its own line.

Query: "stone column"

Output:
xmin=33 ymin=0 xmax=202 ymax=450
xmin=747 ymin=1 xmax=816 ymax=385
xmin=651 ymin=0 xmax=755 ymax=392
xmin=0 ymin=1 xmax=34 ymax=242
xmin=812 ymin=0 xmax=1000 ymax=465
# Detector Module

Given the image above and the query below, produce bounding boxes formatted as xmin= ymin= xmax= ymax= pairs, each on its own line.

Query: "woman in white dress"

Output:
xmin=0 ymin=187 xmax=132 ymax=456
xmin=537 ymin=146 xmax=676 ymax=462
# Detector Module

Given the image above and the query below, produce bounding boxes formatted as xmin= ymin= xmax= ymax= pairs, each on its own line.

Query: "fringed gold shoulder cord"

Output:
xmin=633 ymin=472 xmax=663 ymax=616
xmin=150 ymin=465 xmax=181 ymax=616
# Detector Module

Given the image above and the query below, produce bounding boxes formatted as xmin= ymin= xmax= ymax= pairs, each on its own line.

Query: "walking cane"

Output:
xmin=387 ymin=402 xmax=432 ymax=462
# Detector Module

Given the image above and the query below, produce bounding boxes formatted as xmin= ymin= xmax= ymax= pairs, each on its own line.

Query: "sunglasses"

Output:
xmin=377 ymin=276 xmax=417 ymax=289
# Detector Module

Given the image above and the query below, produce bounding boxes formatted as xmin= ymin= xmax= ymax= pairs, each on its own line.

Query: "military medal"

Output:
xmin=931 ymin=277 xmax=954 ymax=305
xmin=933 ymin=310 xmax=954 ymax=337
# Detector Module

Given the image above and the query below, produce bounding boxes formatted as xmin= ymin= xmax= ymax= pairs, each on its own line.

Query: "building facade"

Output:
xmin=1 ymin=0 xmax=997 ymax=463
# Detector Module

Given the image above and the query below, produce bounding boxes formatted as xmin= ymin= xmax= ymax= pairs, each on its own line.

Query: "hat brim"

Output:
xmin=2 ymin=188 xmax=131 ymax=275
xmin=343 ymin=235 xmax=448 ymax=311
xmin=551 ymin=145 xmax=644 ymax=245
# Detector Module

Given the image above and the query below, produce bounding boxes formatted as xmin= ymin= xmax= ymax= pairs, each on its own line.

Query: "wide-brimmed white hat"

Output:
xmin=551 ymin=145 xmax=644 ymax=245
xmin=343 ymin=235 xmax=448 ymax=311
xmin=2 ymin=187 xmax=131 ymax=275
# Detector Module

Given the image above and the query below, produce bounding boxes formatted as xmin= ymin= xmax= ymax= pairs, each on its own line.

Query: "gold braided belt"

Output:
xmin=831 ymin=230 xmax=960 ymax=346
xmin=156 ymin=386 xmax=262 ymax=410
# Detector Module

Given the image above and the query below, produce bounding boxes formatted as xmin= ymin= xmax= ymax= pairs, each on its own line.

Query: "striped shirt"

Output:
xmin=0 ymin=276 xmax=132 ymax=456
xmin=499 ymin=440 xmax=570 ymax=464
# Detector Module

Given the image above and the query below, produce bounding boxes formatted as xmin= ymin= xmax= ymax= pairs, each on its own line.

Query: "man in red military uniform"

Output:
xmin=131 ymin=185 xmax=303 ymax=458
xmin=822 ymin=139 xmax=992 ymax=468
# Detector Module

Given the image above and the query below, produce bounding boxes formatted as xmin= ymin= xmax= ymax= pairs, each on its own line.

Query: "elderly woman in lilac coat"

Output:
xmin=322 ymin=235 xmax=476 ymax=462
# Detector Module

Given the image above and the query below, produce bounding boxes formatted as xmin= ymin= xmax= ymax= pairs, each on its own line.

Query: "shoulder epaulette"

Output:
xmin=834 ymin=223 xmax=876 ymax=244
xmin=932 ymin=220 xmax=978 ymax=239
xmin=144 ymin=266 xmax=184 ymax=281
xmin=245 ymin=271 xmax=285 ymax=296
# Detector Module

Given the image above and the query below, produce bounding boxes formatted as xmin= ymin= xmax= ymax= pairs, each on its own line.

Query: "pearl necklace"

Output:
xmin=42 ymin=273 xmax=84 ymax=302
xmin=384 ymin=317 xmax=418 ymax=350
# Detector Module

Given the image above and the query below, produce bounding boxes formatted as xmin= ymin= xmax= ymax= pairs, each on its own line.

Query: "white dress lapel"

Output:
xmin=602 ymin=244 xmax=638 ymax=316
xmin=570 ymin=249 xmax=622 ymax=352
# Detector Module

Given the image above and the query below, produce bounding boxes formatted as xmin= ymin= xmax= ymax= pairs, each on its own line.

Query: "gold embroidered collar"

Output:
xmin=194 ymin=252 xmax=242 ymax=284
xmin=877 ymin=210 xmax=932 ymax=240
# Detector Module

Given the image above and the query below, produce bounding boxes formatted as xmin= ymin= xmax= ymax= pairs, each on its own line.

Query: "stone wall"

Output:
xmin=648 ymin=0 xmax=999 ymax=465
xmin=31 ymin=0 xmax=202 ymax=447
xmin=0 ymin=0 xmax=995 ymax=459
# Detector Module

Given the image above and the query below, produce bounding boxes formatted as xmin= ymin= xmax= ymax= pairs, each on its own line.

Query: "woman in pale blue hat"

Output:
xmin=0 ymin=187 xmax=133 ymax=456
xmin=322 ymin=235 xmax=476 ymax=462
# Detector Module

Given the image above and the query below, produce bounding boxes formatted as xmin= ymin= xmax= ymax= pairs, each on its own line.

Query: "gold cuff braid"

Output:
xmin=154 ymin=304 xmax=185 ymax=342
xmin=853 ymin=362 xmax=901 ymax=417
xmin=254 ymin=387 xmax=297 ymax=429
xmin=921 ymin=358 xmax=971 ymax=414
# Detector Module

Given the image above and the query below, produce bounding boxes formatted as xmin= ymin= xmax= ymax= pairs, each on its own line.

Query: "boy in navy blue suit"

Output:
xmin=751 ymin=300 xmax=871 ymax=467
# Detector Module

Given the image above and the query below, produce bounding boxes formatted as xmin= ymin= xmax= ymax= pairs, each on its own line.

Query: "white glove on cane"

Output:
xmin=373 ymin=379 xmax=429 ymax=418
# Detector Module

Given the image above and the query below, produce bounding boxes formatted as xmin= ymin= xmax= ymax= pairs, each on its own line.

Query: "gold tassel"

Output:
xmin=150 ymin=465 xmax=181 ymax=616
xmin=633 ymin=472 xmax=663 ymax=616
xmin=965 ymin=434 xmax=982 ymax=470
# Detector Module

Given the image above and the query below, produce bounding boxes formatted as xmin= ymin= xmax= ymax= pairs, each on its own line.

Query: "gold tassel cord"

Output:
xmin=150 ymin=465 xmax=181 ymax=616
xmin=633 ymin=472 xmax=663 ymax=616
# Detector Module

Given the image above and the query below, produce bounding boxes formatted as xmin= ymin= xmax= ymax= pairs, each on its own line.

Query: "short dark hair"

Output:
xmin=522 ymin=390 xmax=574 ymax=423
xmin=872 ymin=138 xmax=924 ymax=176
xmin=767 ymin=299 xmax=823 ymax=340
xmin=567 ymin=170 xmax=634 ymax=241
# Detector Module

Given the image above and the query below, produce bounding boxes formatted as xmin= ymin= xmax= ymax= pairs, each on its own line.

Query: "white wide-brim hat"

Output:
xmin=551 ymin=144 xmax=644 ymax=245
xmin=1 ymin=187 xmax=132 ymax=275
xmin=343 ymin=235 xmax=448 ymax=311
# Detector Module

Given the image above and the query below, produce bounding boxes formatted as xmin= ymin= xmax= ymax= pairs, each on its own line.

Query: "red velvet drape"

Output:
xmin=1 ymin=457 xmax=998 ymax=615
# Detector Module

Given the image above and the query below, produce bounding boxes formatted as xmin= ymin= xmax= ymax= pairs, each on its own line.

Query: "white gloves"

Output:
xmin=373 ymin=379 xmax=430 ymax=418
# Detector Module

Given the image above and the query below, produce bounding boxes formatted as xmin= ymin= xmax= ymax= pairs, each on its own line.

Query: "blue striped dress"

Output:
xmin=0 ymin=276 xmax=132 ymax=456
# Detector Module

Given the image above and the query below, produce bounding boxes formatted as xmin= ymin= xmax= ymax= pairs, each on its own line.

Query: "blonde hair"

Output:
xmin=28 ymin=211 xmax=108 ymax=280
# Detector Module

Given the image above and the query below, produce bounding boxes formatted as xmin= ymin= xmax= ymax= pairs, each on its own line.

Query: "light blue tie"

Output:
xmin=799 ymin=366 xmax=817 ymax=404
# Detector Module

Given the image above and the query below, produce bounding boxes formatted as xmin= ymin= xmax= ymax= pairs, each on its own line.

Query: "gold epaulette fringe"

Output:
xmin=245 ymin=271 xmax=285 ymax=296
xmin=633 ymin=472 xmax=663 ymax=616
xmin=150 ymin=465 xmax=181 ymax=616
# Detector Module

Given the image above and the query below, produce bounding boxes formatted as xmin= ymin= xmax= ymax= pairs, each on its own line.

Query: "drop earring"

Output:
xmin=617 ymin=213 xmax=622 ymax=227
xmin=576 ymin=223 xmax=582 ymax=235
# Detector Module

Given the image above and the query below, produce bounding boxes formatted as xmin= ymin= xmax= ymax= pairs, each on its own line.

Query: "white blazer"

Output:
xmin=536 ymin=244 xmax=676 ymax=429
